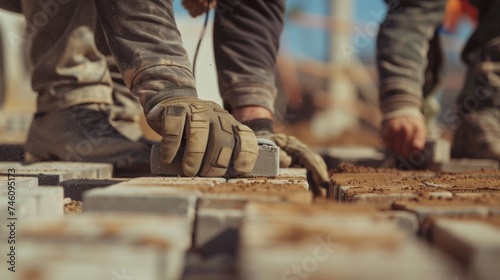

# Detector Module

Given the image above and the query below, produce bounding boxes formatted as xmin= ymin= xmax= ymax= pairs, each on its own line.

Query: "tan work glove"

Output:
xmin=146 ymin=97 xmax=259 ymax=177
xmin=182 ymin=0 xmax=217 ymax=17
xmin=243 ymin=119 xmax=332 ymax=196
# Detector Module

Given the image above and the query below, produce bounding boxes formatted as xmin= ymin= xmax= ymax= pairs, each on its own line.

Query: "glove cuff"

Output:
xmin=241 ymin=118 xmax=274 ymax=134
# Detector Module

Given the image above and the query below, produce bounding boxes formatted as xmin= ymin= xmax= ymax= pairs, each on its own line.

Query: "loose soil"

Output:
xmin=64 ymin=200 xmax=83 ymax=215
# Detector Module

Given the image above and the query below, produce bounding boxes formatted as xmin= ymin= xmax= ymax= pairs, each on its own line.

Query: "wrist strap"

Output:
xmin=241 ymin=118 xmax=274 ymax=134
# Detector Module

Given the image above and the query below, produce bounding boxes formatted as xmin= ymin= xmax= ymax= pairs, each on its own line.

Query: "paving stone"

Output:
xmin=379 ymin=211 xmax=420 ymax=234
xmin=119 ymin=176 xmax=226 ymax=187
xmin=432 ymin=219 xmax=500 ymax=280
xmin=83 ymin=186 xmax=200 ymax=232
xmin=58 ymin=179 xmax=124 ymax=201
xmin=0 ymin=195 xmax=37 ymax=222
xmin=1 ymin=213 xmax=190 ymax=280
xmin=431 ymin=158 xmax=499 ymax=172
xmin=350 ymin=193 xmax=419 ymax=207
xmin=151 ymin=140 xmax=280 ymax=177
xmin=198 ymin=180 xmax=313 ymax=209
xmin=0 ymin=186 xmax=64 ymax=219
xmin=277 ymin=168 xmax=307 ymax=179
xmin=183 ymin=254 xmax=236 ymax=280
xmin=425 ymin=191 xmax=453 ymax=199
xmin=1 ymin=242 xmax=161 ymax=280
xmin=423 ymin=139 xmax=451 ymax=166
xmin=240 ymin=202 xmax=460 ymax=280
xmin=317 ymin=146 xmax=396 ymax=168
xmin=0 ymin=163 xmax=92 ymax=185
xmin=195 ymin=208 xmax=243 ymax=256
xmin=227 ymin=178 xmax=309 ymax=190
xmin=392 ymin=202 xmax=490 ymax=224
xmin=29 ymin=162 xmax=114 ymax=179
xmin=0 ymin=175 xmax=38 ymax=188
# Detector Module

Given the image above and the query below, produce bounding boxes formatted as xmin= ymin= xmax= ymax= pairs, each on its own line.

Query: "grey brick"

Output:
xmin=432 ymin=158 xmax=499 ymax=172
xmin=83 ymin=186 xmax=200 ymax=232
xmin=379 ymin=211 xmax=420 ymax=234
xmin=0 ymin=163 xmax=90 ymax=185
xmin=350 ymin=193 xmax=418 ymax=206
xmin=277 ymin=168 xmax=307 ymax=179
xmin=3 ymin=213 xmax=191 ymax=280
xmin=423 ymin=139 xmax=451 ymax=166
xmin=0 ymin=175 xmax=38 ymax=188
xmin=240 ymin=202 xmax=460 ymax=280
xmin=120 ymin=176 xmax=226 ymax=187
xmin=0 ymin=186 xmax=64 ymax=219
xmin=0 ymin=195 xmax=37 ymax=221
xmin=318 ymin=146 xmax=395 ymax=169
xmin=226 ymin=178 xmax=309 ymax=190
xmin=183 ymin=254 xmax=237 ymax=280
xmin=392 ymin=203 xmax=489 ymax=224
xmin=32 ymin=162 xmax=114 ymax=179
xmin=150 ymin=140 xmax=279 ymax=177
xmin=195 ymin=208 xmax=243 ymax=256
xmin=425 ymin=191 xmax=453 ymax=199
xmin=432 ymin=219 xmax=500 ymax=280
xmin=58 ymin=179 xmax=124 ymax=201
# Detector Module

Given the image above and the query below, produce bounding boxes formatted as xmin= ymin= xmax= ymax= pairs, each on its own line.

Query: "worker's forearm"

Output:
xmin=377 ymin=0 xmax=447 ymax=114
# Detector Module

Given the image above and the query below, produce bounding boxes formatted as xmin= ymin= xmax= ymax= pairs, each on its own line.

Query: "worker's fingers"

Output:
xmin=279 ymin=149 xmax=293 ymax=167
xmin=382 ymin=116 xmax=427 ymax=159
xmin=232 ymin=125 xmax=259 ymax=175
xmin=182 ymin=112 xmax=210 ymax=176
xmin=160 ymin=106 xmax=187 ymax=164
xmin=272 ymin=134 xmax=331 ymax=194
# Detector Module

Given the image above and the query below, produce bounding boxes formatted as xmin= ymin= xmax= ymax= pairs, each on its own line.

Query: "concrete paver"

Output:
xmin=240 ymin=202 xmax=461 ymax=280
xmin=0 ymin=175 xmax=38 ymax=188
xmin=0 ymin=213 xmax=191 ymax=280
xmin=58 ymin=179 xmax=124 ymax=201
xmin=432 ymin=219 xmax=500 ymax=280
xmin=0 ymin=162 xmax=103 ymax=185
xmin=83 ymin=186 xmax=200 ymax=232
xmin=0 ymin=186 xmax=64 ymax=219
xmin=151 ymin=141 xmax=280 ymax=177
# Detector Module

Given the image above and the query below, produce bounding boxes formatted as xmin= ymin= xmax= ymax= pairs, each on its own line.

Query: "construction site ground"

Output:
xmin=1 ymin=147 xmax=500 ymax=280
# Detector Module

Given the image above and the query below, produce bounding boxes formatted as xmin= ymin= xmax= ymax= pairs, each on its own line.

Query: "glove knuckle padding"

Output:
xmin=182 ymin=105 xmax=210 ymax=176
xmin=232 ymin=125 xmax=259 ymax=174
xmin=160 ymin=105 xmax=186 ymax=164
xmin=200 ymin=108 xmax=237 ymax=177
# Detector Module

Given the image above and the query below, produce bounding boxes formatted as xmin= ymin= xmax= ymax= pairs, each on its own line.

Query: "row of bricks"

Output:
xmin=330 ymin=173 xmax=500 ymax=235
xmin=239 ymin=202 xmax=463 ymax=280
xmin=0 ymin=213 xmax=191 ymax=280
xmin=0 ymin=162 xmax=114 ymax=184
xmin=1 ymin=168 xmax=311 ymax=280
xmin=3 ymin=200 xmax=498 ymax=279
xmin=83 ymin=169 xmax=311 ymax=254
xmin=318 ymin=144 xmax=499 ymax=172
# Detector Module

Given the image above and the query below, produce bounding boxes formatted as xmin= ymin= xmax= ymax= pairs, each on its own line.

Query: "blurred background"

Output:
xmin=0 ymin=0 xmax=476 ymax=153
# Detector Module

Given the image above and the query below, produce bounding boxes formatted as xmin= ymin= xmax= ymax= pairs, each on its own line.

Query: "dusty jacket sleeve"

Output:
xmin=376 ymin=0 xmax=447 ymax=120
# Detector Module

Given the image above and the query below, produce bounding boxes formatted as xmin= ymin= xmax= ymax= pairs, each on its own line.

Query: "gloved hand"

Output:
xmin=182 ymin=0 xmax=217 ymax=17
xmin=243 ymin=119 xmax=332 ymax=196
xmin=146 ymin=97 xmax=259 ymax=177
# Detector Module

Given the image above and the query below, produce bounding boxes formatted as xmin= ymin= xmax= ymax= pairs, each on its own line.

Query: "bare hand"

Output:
xmin=382 ymin=116 xmax=426 ymax=158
